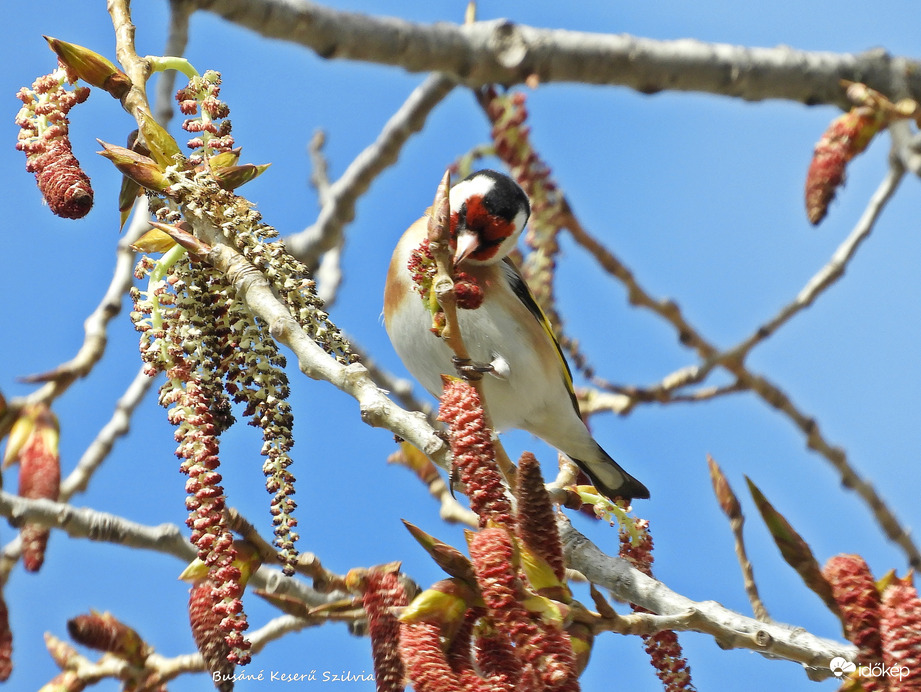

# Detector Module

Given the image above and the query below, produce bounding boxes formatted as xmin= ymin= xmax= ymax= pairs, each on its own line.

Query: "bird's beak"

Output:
xmin=453 ymin=230 xmax=479 ymax=266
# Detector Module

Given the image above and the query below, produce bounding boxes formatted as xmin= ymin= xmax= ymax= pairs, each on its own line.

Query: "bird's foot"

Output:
xmin=451 ymin=355 xmax=494 ymax=381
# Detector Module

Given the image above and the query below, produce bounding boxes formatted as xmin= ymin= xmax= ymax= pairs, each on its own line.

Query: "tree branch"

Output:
xmin=564 ymin=161 xmax=920 ymax=570
xmin=60 ymin=366 xmax=156 ymax=499
xmin=724 ymin=155 xmax=905 ymax=365
xmin=1 ymin=214 xmax=146 ymax=430
xmin=285 ymin=72 xmax=456 ymax=265
xmin=189 ymin=225 xmax=451 ymax=472
xmin=191 ymin=0 xmax=921 ymax=106
xmin=0 ymin=492 xmax=340 ymax=607
xmin=559 ymin=517 xmax=856 ymax=679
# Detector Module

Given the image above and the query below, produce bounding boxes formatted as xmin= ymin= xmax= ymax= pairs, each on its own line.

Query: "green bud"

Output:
xmin=97 ymin=140 xmax=170 ymax=192
xmin=147 ymin=222 xmax=213 ymax=257
xmin=212 ymin=163 xmax=271 ymax=190
xmin=44 ymin=36 xmax=131 ymax=98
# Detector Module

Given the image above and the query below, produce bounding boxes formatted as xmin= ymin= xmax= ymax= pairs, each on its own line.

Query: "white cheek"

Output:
xmin=513 ymin=209 xmax=529 ymax=235
xmin=449 ymin=176 xmax=495 ymax=211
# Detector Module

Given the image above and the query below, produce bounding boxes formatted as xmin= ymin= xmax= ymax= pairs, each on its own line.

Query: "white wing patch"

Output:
xmin=489 ymin=354 xmax=511 ymax=380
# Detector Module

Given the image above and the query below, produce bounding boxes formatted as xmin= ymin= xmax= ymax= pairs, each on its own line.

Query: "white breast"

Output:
xmin=385 ymin=232 xmax=560 ymax=433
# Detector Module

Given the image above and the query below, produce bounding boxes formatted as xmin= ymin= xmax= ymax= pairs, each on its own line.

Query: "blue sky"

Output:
xmin=3 ymin=2 xmax=920 ymax=691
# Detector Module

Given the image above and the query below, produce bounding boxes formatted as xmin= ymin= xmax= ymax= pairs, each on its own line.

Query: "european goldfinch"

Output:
xmin=383 ymin=170 xmax=649 ymax=502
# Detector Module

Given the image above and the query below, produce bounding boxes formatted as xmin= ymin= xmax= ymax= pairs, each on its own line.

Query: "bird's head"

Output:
xmin=448 ymin=170 xmax=530 ymax=266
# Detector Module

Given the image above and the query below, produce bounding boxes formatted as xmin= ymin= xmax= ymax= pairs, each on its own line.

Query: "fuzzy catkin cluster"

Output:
xmin=131 ymin=259 xmax=253 ymax=665
xmin=15 ymin=65 xmax=93 ymax=219
xmin=383 ymin=378 xmax=582 ymax=691
xmin=131 ymin=257 xmax=302 ymax=577
xmin=620 ymin=521 xmax=696 ymax=691
xmin=172 ymin=168 xmax=355 ymax=365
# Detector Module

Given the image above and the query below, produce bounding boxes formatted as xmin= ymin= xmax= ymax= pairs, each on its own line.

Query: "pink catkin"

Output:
xmin=805 ymin=108 xmax=883 ymax=225
xmin=823 ymin=554 xmax=885 ymax=691
xmin=880 ymin=577 xmax=921 ymax=691
xmin=0 ymin=591 xmax=10 ymax=681
xmin=516 ymin=452 xmax=566 ymax=584
xmin=18 ymin=421 xmax=61 ymax=573
xmin=15 ymin=72 xmax=93 ymax=219
xmin=469 ymin=528 xmax=579 ymax=692
xmin=363 ymin=571 xmax=408 ymax=692
xmin=620 ymin=522 xmax=695 ymax=692
xmin=399 ymin=621 xmax=465 ymax=692
xmin=437 ymin=378 xmax=514 ymax=529
xmin=189 ymin=580 xmax=233 ymax=692
xmin=474 ymin=622 xmax=530 ymax=691
xmin=175 ymin=379 xmax=250 ymax=666
xmin=30 ymin=140 xmax=94 ymax=219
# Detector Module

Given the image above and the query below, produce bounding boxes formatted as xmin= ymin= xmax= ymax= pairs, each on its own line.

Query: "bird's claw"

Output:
xmin=451 ymin=356 xmax=494 ymax=381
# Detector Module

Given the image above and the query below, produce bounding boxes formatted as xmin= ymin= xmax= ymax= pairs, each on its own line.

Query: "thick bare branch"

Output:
xmin=191 ymin=0 xmax=921 ymax=106
xmin=190 ymin=221 xmax=451 ymax=471
xmin=0 ymin=492 xmax=339 ymax=609
xmin=559 ymin=517 xmax=856 ymax=679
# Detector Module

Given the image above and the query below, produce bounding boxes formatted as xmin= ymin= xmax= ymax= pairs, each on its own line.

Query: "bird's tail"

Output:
xmin=569 ymin=444 xmax=650 ymax=502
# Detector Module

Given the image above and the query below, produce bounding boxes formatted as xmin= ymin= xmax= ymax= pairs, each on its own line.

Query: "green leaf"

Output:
xmin=135 ymin=109 xmax=184 ymax=169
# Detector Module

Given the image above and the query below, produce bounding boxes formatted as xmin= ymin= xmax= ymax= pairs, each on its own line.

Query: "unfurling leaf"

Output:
xmin=135 ymin=109 xmax=184 ymax=169
xmin=44 ymin=36 xmax=131 ymax=98
xmin=746 ymin=477 xmax=839 ymax=614
xmin=131 ymin=228 xmax=178 ymax=254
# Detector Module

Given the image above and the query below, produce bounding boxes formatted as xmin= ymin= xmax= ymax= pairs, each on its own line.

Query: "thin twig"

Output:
xmin=306 ymin=130 xmax=344 ymax=305
xmin=387 ymin=445 xmax=479 ymax=527
xmin=707 ymin=455 xmax=771 ymax=622
xmin=227 ymin=507 xmax=348 ymax=592
xmin=285 ymin=73 xmax=456 ymax=266
xmin=564 ymin=165 xmax=920 ymax=569
xmin=1 ymin=211 xmax=147 ymax=429
xmin=889 ymin=119 xmax=921 ymax=176
xmin=0 ymin=492 xmax=338 ymax=608
xmin=44 ymin=615 xmax=315 ymax=686
xmin=578 ymin=381 xmax=746 ymax=415
xmin=307 ymin=129 xmax=331 ymax=205
xmin=726 ymin=160 xmax=905 ymax=364
xmin=0 ymin=210 xmax=153 ymax=580
xmin=60 ymin=366 xmax=156 ymax=499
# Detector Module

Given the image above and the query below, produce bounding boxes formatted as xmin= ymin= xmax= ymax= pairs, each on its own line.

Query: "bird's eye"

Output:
xmin=464 ymin=196 xmax=491 ymax=233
